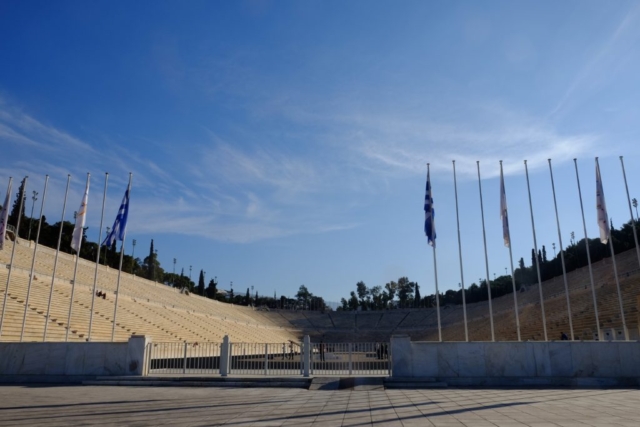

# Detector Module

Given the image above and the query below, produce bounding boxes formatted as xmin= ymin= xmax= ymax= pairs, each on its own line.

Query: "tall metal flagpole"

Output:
xmin=548 ymin=159 xmax=574 ymax=340
xmin=500 ymin=161 xmax=521 ymax=342
xmin=66 ymin=173 xmax=91 ymax=342
xmin=596 ymin=158 xmax=628 ymax=341
xmin=476 ymin=161 xmax=495 ymax=342
xmin=452 ymin=160 xmax=468 ymax=342
xmin=573 ymin=159 xmax=601 ymax=340
xmin=21 ymin=175 xmax=49 ymax=342
xmin=426 ymin=164 xmax=442 ymax=342
xmin=0 ymin=176 xmax=26 ymax=337
xmin=524 ymin=160 xmax=548 ymax=341
xmin=87 ymin=173 xmax=108 ymax=341
xmin=619 ymin=156 xmax=640 ymax=268
xmin=111 ymin=173 xmax=132 ymax=342
xmin=43 ymin=174 xmax=71 ymax=341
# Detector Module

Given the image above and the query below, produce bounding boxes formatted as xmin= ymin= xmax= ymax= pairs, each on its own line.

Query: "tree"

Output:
xmin=531 ymin=249 xmax=536 ymax=268
xmin=356 ymin=281 xmax=368 ymax=310
xmin=245 ymin=288 xmax=251 ymax=305
xmin=348 ymin=291 xmax=359 ymax=311
xmin=205 ymin=278 xmax=217 ymax=299
xmin=518 ymin=257 xmax=525 ymax=270
xmin=385 ymin=281 xmax=397 ymax=305
xmin=542 ymin=245 xmax=548 ymax=263
xmin=198 ymin=270 xmax=205 ymax=296
xmin=296 ymin=285 xmax=311 ymax=309
xmin=397 ymin=277 xmax=414 ymax=308
xmin=340 ymin=298 xmax=349 ymax=310
xmin=147 ymin=240 xmax=155 ymax=280
xmin=9 ymin=178 xmax=27 ymax=237
xmin=414 ymin=283 xmax=421 ymax=308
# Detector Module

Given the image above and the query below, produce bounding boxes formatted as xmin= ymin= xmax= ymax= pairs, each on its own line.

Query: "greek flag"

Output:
xmin=500 ymin=172 xmax=510 ymax=247
xmin=595 ymin=160 xmax=609 ymax=244
xmin=0 ymin=179 xmax=12 ymax=251
xmin=424 ymin=170 xmax=436 ymax=246
xmin=103 ymin=187 xmax=130 ymax=247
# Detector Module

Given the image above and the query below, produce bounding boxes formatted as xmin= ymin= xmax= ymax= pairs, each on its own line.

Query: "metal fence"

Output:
xmin=146 ymin=340 xmax=390 ymax=377
xmin=147 ymin=342 xmax=221 ymax=375
xmin=228 ymin=342 xmax=303 ymax=376
xmin=310 ymin=342 xmax=390 ymax=376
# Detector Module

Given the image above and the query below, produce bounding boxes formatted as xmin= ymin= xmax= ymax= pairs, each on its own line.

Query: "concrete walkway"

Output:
xmin=0 ymin=385 xmax=639 ymax=426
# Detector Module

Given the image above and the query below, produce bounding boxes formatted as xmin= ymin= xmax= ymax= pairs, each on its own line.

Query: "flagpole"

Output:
xmin=87 ymin=173 xmax=108 ymax=341
xmin=619 ymin=156 xmax=640 ymax=268
xmin=500 ymin=161 xmax=521 ymax=342
xmin=452 ymin=160 xmax=468 ymax=342
xmin=43 ymin=174 xmax=71 ymax=341
xmin=21 ymin=175 xmax=49 ymax=342
xmin=596 ymin=158 xmax=628 ymax=341
xmin=476 ymin=161 xmax=495 ymax=342
xmin=0 ymin=176 xmax=26 ymax=338
xmin=573 ymin=159 xmax=601 ymax=340
xmin=524 ymin=160 xmax=548 ymax=341
xmin=66 ymin=173 xmax=91 ymax=342
xmin=111 ymin=173 xmax=132 ymax=342
xmin=427 ymin=164 xmax=442 ymax=342
xmin=547 ymin=159 xmax=574 ymax=340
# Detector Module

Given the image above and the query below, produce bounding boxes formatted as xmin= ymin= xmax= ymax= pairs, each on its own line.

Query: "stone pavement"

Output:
xmin=0 ymin=385 xmax=639 ymax=426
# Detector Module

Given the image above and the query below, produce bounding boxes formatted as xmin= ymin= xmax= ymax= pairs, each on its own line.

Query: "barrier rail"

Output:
xmin=145 ymin=338 xmax=391 ymax=377
xmin=147 ymin=341 xmax=221 ymax=375
xmin=228 ymin=342 xmax=302 ymax=376
xmin=310 ymin=342 xmax=390 ymax=376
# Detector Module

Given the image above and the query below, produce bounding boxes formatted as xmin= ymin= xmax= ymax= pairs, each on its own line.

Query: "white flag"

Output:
xmin=0 ymin=180 xmax=12 ymax=251
xmin=596 ymin=160 xmax=609 ymax=244
xmin=500 ymin=172 xmax=510 ymax=247
xmin=71 ymin=179 xmax=89 ymax=252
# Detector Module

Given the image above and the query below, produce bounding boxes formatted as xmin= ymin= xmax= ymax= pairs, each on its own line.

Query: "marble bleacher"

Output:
xmin=0 ymin=239 xmax=300 ymax=343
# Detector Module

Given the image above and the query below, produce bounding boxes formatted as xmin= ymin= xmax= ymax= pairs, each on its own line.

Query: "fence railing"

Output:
xmin=310 ymin=342 xmax=390 ymax=376
xmin=147 ymin=341 xmax=221 ymax=375
xmin=145 ymin=337 xmax=390 ymax=377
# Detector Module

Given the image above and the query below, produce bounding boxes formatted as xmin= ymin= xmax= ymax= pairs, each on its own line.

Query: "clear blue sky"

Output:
xmin=2 ymin=1 xmax=640 ymax=304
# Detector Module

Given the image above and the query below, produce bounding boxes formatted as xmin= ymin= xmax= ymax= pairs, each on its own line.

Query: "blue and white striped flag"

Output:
xmin=103 ymin=187 xmax=130 ymax=247
xmin=424 ymin=170 xmax=436 ymax=246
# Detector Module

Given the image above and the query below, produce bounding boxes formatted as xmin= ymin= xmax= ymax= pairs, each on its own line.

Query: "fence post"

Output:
xmin=220 ymin=335 xmax=230 ymax=377
xmin=264 ymin=343 xmax=269 ymax=375
xmin=348 ymin=342 xmax=353 ymax=375
xmin=183 ymin=342 xmax=188 ymax=374
xmin=303 ymin=335 xmax=310 ymax=378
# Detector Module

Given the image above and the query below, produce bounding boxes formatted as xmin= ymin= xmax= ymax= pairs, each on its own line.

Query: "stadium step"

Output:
xmin=384 ymin=377 xmax=448 ymax=389
xmin=83 ymin=376 xmax=312 ymax=388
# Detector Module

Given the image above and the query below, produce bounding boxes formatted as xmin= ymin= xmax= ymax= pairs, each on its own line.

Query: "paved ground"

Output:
xmin=0 ymin=385 xmax=639 ymax=426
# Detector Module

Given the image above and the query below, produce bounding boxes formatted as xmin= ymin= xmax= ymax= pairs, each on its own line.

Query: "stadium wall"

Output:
xmin=0 ymin=335 xmax=148 ymax=382
xmin=391 ymin=335 xmax=640 ymax=386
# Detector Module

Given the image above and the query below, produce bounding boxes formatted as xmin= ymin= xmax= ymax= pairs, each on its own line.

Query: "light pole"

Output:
xmin=633 ymin=198 xmax=638 ymax=221
xmin=131 ymin=239 xmax=136 ymax=274
xmin=189 ymin=265 xmax=192 ymax=281
xmin=505 ymin=267 xmax=508 ymax=276
xmin=27 ymin=190 xmax=38 ymax=242
xmin=570 ymin=231 xmax=575 ymax=246
xmin=103 ymin=226 xmax=110 ymax=265
xmin=552 ymin=242 xmax=556 ymax=259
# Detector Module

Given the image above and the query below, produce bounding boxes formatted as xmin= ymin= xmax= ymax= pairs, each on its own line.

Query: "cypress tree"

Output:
xmin=198 ymin=270 xmax=205 ymax=296
xmin=147 ymin=239 xmax=155 ymax=280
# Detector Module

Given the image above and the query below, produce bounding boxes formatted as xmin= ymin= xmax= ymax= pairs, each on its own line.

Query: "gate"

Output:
xmin=310 ymin=342 xmax=390 ymax=376
xmin=147 ymin=342 xmax=221 ymax=375
xmin=145 ymin=338 xmax=391 ymax=377
xmin=228 ymin=342 xmax=302 ymax=375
